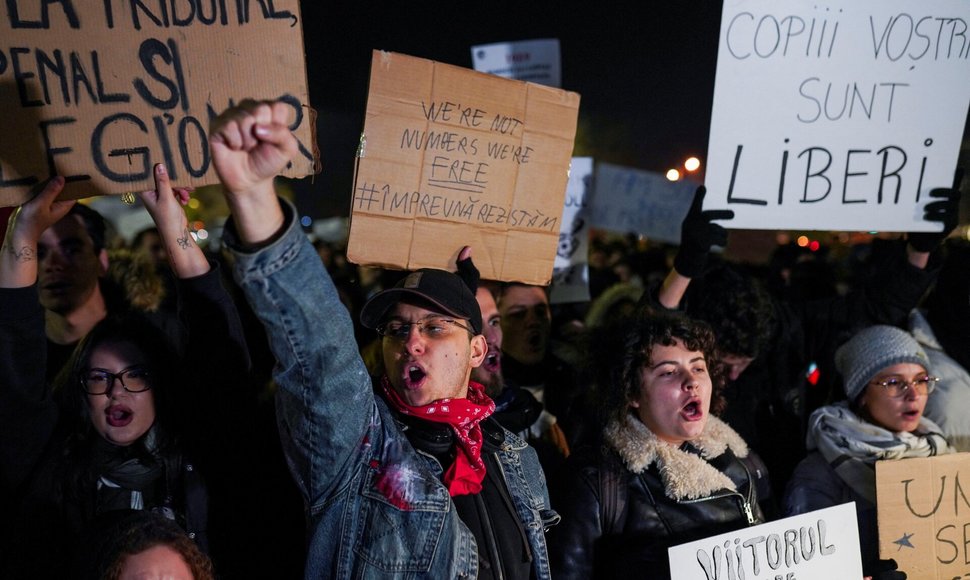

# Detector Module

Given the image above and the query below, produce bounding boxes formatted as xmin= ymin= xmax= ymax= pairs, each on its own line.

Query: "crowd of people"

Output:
xmin=1 ymin=99 xmax=966 ymax=579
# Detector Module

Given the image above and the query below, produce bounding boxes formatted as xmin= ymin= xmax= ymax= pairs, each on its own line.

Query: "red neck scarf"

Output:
xmin=381 ymin=376 xmax=495 ymax=496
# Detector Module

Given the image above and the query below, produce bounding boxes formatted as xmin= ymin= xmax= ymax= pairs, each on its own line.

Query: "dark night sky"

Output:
xmin=295 ymin=2 xmax=724 ymax=218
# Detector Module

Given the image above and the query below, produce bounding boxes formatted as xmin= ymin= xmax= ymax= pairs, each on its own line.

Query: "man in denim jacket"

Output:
xmin=209 ymin=101 xmax=559 ymax=578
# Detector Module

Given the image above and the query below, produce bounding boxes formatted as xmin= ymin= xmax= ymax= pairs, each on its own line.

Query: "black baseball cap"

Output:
xmin=360 ymin=269 xmax=483 ymax=334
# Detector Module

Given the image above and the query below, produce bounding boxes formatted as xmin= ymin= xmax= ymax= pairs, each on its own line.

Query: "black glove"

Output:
xmin=673 ymin=186 xmax=735 ymax=278
xmin=908 ymin=169 xmax=963 ymax=253
xmin=456 ymin=251 xmax=480 ymax=293
xmin=863 ymin=558 xmax=906 ymax=580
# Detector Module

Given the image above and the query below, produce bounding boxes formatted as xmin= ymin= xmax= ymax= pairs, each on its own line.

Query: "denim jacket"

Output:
xmin=226 ymin=200 xmax=558 ymax=579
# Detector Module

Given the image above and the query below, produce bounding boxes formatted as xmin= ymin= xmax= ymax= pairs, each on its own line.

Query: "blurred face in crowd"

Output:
xmin=121 ymin=544 xmax=195 ymax=580
xmin=859 ymin=362 xmax=930 ymax=433
xmin=630 ymin=339 xmax=712 ymax=446
xmin=471 ymin=287 xmax=504 ymax=398
xmin=381 ymin=301 xmax=487 ymax=406
xmin=135 ymin=229 xmax=167 ymax=268
xmin=37 ymin=214 xmax=107 ymax=315
xmin=499 ymin=285 xmax=551 ymax=366
xmin=720 ymin=353 xmax=755 ymax=382
xmin=118 ymin=545 xmax=194 ymax=580
xmin=85 ymin=339 xmax=157 ymax=446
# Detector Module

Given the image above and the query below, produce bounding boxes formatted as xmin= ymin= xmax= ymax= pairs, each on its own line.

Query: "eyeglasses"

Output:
xmin=376 ymin=317 xmax=472 ymax=341
xmin=81 ymin=366 xmax=152 ymax=395
xmin=869 ymin=375 xmax=939 ymax=398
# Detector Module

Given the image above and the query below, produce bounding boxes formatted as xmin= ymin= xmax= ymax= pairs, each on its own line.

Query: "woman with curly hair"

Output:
xmin=92 ymin=511 xmax=215 ymax=580
xmin=547 ymin=312 xmax=769 ymax=580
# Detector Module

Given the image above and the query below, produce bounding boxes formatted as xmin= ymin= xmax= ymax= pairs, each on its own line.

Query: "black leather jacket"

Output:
xmin=548 ymin=418 xmax=767 ymax=580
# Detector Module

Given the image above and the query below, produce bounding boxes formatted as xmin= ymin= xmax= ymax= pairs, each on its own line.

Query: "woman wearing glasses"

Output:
xmin=0 ymin=166 xmax=250 ymax=578
xmin=783 ymin=324 xmax=953 ymax=580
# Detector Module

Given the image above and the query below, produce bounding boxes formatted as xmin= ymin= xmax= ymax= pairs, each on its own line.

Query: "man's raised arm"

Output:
xmin=210 ymin=100 xmax=298 ymax=246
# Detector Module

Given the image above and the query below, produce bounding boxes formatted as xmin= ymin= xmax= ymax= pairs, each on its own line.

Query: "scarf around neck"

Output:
xmin=381 ymin=376 xmax=495 ymax=496
xmin=92 ymin=428 xmax=165 ymax=513
xmin=808 ymin=402 xmax=951 ymax=502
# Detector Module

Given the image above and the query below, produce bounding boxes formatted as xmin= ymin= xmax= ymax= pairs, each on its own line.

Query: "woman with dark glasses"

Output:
xmin=0 ymin=166 xmax=249 ymax=578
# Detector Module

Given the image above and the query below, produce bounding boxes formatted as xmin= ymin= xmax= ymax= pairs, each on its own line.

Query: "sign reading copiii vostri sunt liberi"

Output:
xmin=704 ymin=0 xmax=970 ymax=232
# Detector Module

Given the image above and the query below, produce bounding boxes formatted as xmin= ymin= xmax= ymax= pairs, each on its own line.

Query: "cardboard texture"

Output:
xmin=348 ymin=50 xmax=580 ymax=284
xmin=0 ymin=1 xmax=317 ymax=206
xmin=876 ymin=453 xmax=970 ymax=578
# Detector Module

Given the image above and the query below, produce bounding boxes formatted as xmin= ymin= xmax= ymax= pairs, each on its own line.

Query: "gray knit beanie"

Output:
xmin=835 ymin=325 xmax=930 ymax=402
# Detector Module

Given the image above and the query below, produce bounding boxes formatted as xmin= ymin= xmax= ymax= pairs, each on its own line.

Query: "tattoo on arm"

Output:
xmin=7 ymin=245 xmax=35 ymax=263
xmin=176 ymin=228 xmax=192 ymax=250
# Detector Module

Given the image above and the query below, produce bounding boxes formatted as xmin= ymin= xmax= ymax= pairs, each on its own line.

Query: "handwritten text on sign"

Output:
xmin=550 ymin=157 xmax=592 ymax=304
xmin=876 ymin=453 xmax=970 ymax=579
xmin=348 ymin=51 xmax=580 ymax=284
xmin=668 ymin=503 xmax=862 ymax=580
xmin=0 ymin=0 xmax=316 ymax=205
xmin=704 ymin=0 xmax=970 ymax=231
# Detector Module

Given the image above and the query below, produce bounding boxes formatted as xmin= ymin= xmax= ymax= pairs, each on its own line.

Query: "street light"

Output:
xmin=666 ymin=168 xmax=681 ymax=181
xmin=684 ymin=157 xmax=701 ymax=172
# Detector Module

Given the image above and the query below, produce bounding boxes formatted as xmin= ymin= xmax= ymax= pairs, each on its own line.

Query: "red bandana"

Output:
xmin=381 ymin=376 xmax=496 ymax=496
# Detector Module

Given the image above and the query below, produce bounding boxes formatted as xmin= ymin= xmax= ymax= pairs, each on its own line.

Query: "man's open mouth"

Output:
xmin=403 ymin=364 xmax=427 ymax=389
xmin=483 ymin=352 xmax=501 ymax=373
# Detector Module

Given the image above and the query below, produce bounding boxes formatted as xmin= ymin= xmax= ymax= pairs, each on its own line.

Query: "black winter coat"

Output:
xmin=548 ymin=416 xmax=767 ymax=580
xmin=0 ymin=266 xmax=251 ymax=579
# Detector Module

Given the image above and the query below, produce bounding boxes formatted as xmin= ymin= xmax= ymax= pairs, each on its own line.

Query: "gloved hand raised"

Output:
xmin=673 ymin=186 xmax=735 ymax=278
xmin=907 ymin=169 xmax=963 ymax=253
xmin=456 ymin=245 xmax=480 ymax=293
xmin=863 ymin=557 xmax=906 ymax=580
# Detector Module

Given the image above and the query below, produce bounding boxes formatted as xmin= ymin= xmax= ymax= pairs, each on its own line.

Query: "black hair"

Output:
xmin=87 ymin=511 xmax=214 ymax=580
xmin=67 ymin=203 xmax=108 ymax=254
xmin=685 ymin=261 xmax=776 ymax=359
xmin=54 ymin=314 xmax=183 ymax=505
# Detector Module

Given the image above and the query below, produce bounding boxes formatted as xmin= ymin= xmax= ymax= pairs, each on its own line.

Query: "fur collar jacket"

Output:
xmin=604 ymin=414 xmax=750 ymax=501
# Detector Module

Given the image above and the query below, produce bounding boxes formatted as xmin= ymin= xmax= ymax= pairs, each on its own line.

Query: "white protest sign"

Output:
xmin=668 ymin=503 xmax=863 ymax=580
xmin=551 ymin=157 xmax=592 ymax=304
xmin=705 ymin=0 xmax=970 ymax=232
xmin=588 ymin=162 xmax=696 ymax=242
xmin=471 ymin=39 xmax=561 ymax=88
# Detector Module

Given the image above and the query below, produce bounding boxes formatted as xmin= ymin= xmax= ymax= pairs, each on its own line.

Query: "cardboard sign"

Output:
xmin=668 ymin=503 xmax=863 ymax=580
xmin=705 ymin=0 xmax=970 ymax=231
xmin=588 ymin=162 xmax=697 ymax=242
xmin=470 ymin=38 xmax=561 ymax=88
xmin=550 ymin=157 xmax=592 ymax=304
xmin=876 ymin=453 xmax=970 ymax=579
xmin=348 ymin=50 xmax=580 ymax=284
xmin=0 ymin=0 xmax=316 ymax=206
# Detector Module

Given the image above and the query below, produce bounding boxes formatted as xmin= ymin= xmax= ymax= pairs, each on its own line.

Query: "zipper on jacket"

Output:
xmin=737 ymin=459 xmax=758 ymax=525
xmin=678 ymin=490 xmax=755 ymax=525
